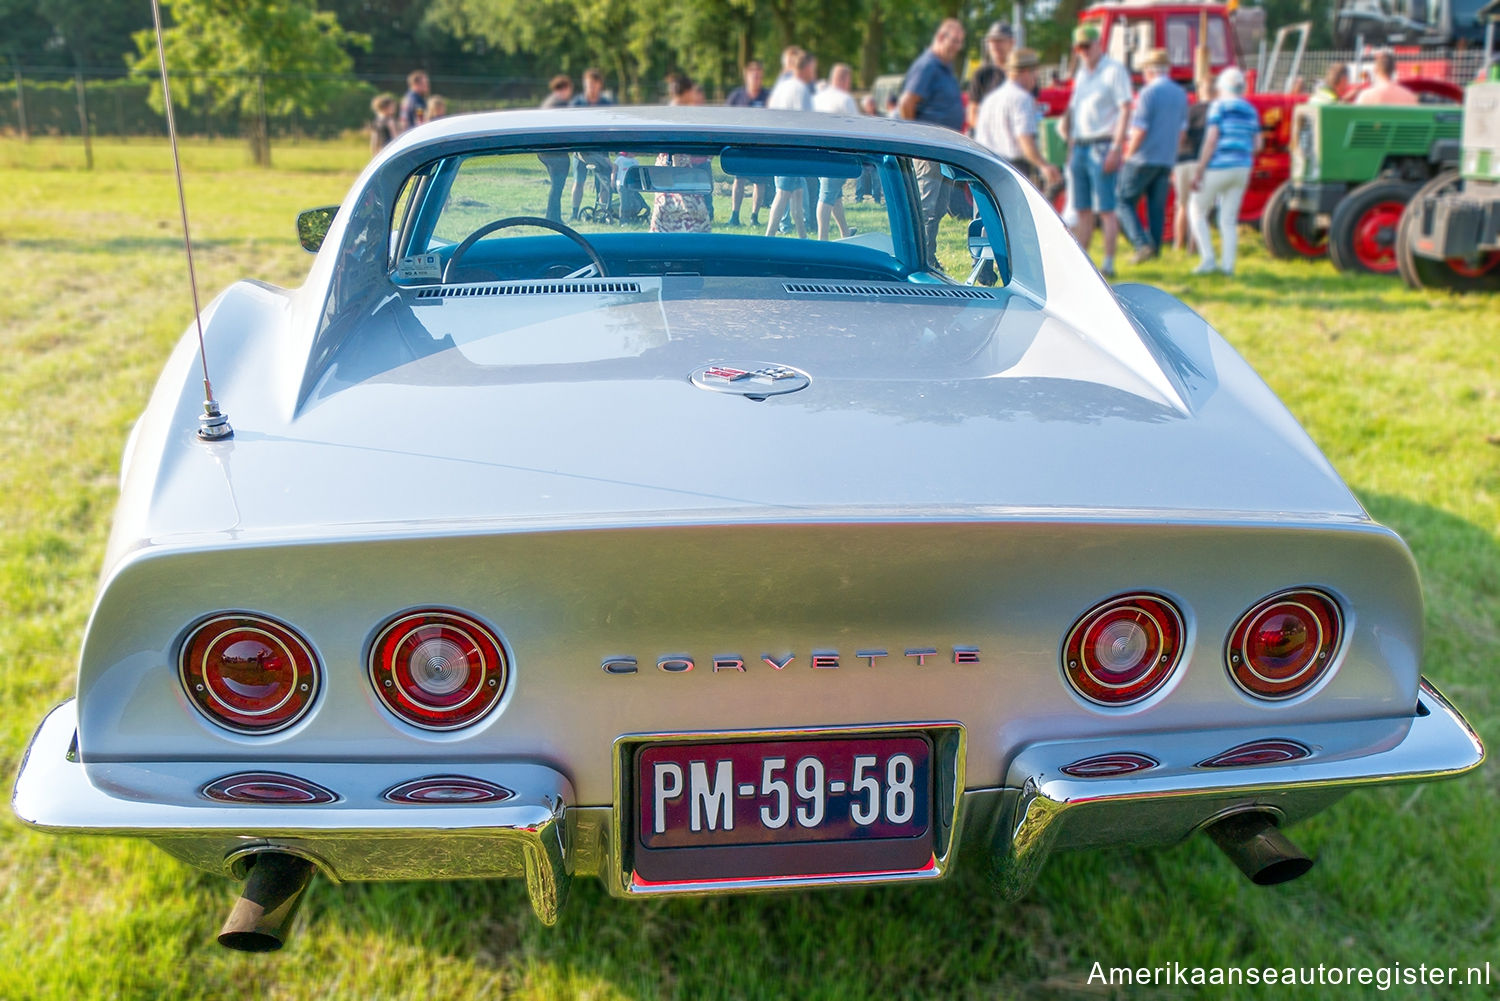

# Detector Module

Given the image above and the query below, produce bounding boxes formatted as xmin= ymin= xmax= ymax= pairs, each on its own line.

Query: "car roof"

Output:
xmin=382 ymin=104 xmax=982 ymax=159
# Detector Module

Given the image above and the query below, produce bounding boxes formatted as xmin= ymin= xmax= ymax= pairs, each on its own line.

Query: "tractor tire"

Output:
xmin=1328 ymin=179 xmax=1420 ymax=276
xmin=1396 ymin=171 xmax=1500 ymax=293
xmin=1261 ymin=181 xmax=1328 ymax=260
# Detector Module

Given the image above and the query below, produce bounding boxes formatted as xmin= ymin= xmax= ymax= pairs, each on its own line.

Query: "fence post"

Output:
xmin=13 ymin=66 xmax=26 ymax=142
xmin=75 ymin=69 xmax=94 ymax=170
xmin=256 ymin=72 xmax=270 ymax=166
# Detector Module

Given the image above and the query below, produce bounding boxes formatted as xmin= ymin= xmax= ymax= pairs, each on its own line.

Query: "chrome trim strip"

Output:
xmin=608 ymin=722 xmax=967 ymax=898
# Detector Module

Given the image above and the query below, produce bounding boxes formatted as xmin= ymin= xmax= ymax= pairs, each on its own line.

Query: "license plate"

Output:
xmin=632 ymin=734 xmax=934 ymax=884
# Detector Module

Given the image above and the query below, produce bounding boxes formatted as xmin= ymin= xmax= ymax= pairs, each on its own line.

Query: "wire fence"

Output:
xmin=1 ymin=66 xmax=554 ymax=143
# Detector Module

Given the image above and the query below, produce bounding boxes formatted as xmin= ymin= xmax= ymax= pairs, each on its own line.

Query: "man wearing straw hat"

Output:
xmin=1116 ymin=47 xmax=1187 ymax=262
xmin=973 ymin=47 xmax=1062 ymax=191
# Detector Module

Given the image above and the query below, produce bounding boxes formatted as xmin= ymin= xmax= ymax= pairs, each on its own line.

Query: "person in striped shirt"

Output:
xmin=1187 ymin=67 xmax=1262 ymax=276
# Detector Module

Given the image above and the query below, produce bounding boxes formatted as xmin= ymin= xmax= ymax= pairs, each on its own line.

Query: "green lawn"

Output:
xmin=1 ymin=137 xmax=1497 ymax=1000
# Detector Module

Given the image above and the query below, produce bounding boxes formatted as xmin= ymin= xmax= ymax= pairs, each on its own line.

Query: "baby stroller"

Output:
xmin=614 ymin=153 xmax=648 ymax=222
xmin=575 ymin=153 xmax=617 ymax=224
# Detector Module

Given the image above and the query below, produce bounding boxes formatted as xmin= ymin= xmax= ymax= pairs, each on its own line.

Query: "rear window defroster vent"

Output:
xmin=416 ymin=280 xmax=642 ymax=300
xmin=784 ymin=282 xmax=996 ymax=300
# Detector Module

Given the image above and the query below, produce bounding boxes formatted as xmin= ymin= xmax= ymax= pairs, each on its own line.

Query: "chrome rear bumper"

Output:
xmin=12 ymin=681 xmax=1483 ymax=918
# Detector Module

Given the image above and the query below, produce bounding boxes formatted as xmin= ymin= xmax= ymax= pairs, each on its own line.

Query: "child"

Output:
xmin=368 ymin=94 xmax=398 ymax=156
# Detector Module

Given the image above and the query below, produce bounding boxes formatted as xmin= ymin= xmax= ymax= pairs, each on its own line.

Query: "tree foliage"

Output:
xmin=129 ymin=0 xmax=368 ymax=165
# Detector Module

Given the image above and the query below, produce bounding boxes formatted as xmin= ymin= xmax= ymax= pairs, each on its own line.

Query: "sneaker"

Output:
xmin=729 ymin=213 xmax=741 ymax=227
xmin=1192 ymin=261 xmax=1217 ymax=275
xmin=1101 ymin=262 xmax=1116 ymax=279
xmin=1132 ymin=244 xmax=1158 ymax=264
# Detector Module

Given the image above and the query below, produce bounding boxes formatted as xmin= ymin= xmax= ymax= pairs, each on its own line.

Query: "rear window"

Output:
xmin=388 ymin=144 xmax=1006 ymax=285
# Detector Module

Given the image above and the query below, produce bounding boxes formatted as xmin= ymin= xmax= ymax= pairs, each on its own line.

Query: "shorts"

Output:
xmin=1068 ymin=140 xmax=1118 ymax=214
xmin=818 ymin=176 xmax=845 ymax=205
xmin=774 ymin=175 xmax=802 ymax=192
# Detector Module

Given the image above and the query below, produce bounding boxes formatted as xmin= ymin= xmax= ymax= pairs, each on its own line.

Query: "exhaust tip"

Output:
xmin=1205 ymin=811 xmax=1313 ymax=886
xmin=217 ymin=929 xmax=287 ymax=953
xmin=218 ymin=851 xmax=316 ymax=952
xmin=1247 ymin=854 xmax=1315 ymax=886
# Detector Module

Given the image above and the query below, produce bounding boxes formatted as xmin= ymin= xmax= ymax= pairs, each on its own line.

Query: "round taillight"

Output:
xmin=179 ymin=613 xmax=320 ymax=734
xmin=1063 ymin=593 xmax=1184 ymax=705
xmin=1227 ymin=588 xmax=1342 ymax=699
xmin=369 ymin=609 xmax=508 ymax=730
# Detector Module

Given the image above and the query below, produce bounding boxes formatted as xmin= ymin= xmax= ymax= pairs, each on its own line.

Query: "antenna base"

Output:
xmin=197 ymin=400 xmax=233 ymax=441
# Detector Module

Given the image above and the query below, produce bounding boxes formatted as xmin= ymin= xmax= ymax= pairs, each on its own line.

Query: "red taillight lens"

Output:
xmin=180 ymin=613 xmax=320 ymax=734
xmin=370 ymin=609 xmax=508 ymax=730
xmin=1063 ymin=593 xmax=1184 ymax=705
xmin=1227 ymin=588 xmax=1342 ymax=700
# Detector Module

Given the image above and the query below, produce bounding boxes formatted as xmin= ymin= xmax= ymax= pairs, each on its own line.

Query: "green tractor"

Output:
xmin=1261 ymin=101 xmax=1463 ymax=273
xmin=1395 ymin=62 xmax=1500 ymax=289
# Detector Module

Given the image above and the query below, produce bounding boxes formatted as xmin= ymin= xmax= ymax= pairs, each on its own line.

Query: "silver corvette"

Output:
xmin=12 ymin=108 xmax=1483 ymax=951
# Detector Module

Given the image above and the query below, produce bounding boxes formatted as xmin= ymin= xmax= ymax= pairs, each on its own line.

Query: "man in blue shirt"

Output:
xmin=1116 ymin=49 xmax=1188 ymax=262
xmin=899 ymin=18 xmax=967 ymax=261
xmin=569 ymin=68 xmax=616 ymax=221
xmin=399 ymin=71 xmax=429 ymax=132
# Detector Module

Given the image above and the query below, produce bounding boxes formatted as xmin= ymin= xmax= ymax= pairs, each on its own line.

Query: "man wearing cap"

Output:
xmin=899 ymin=18 xmax=968 ymax=260
xmin=983 ymin=22 xmax=1015 ymax=76
xmin=1116 ymin=48 xmax=1187 ymax=262
xmin=1058 ymin=23 xmax=1132 ymax=277
xmin=973 ymin=48 xmax=1062 ymax=192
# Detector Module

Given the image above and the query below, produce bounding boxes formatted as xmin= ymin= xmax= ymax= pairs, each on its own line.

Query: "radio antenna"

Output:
xmin=150 ymin=0 xmax=232 ymax=441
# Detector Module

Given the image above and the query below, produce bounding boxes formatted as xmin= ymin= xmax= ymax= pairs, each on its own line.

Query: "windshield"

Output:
xmin=388 ymin=143 xmax=1004 ymax=286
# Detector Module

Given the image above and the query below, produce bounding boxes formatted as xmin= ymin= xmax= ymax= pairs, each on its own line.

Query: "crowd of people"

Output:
xmin=371 ymin=25 xmax=1441 ymax=279
xmin=368 ymin=70 xmax=447 ymax=155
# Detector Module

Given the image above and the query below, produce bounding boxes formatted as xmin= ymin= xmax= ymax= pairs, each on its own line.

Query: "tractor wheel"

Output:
xmin=1328 ymin=179 xmax=1420 ymax=275
xmin=1261 ymin=181 xmax=1328 ymax=259
xmin=1396 ymin=171 xmax=1500 ymax=293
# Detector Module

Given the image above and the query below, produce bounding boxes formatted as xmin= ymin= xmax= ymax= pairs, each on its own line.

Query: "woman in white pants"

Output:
xmin=1189 ymin=68 xmax=1262 ymax=275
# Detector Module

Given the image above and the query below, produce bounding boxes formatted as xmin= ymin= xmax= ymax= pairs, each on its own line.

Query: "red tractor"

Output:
xmin=1036 ymin=0 xmax=1301 ymax=228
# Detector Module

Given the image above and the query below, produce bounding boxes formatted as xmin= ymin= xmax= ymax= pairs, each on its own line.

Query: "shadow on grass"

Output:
xmin=1145 ymin=265 xmax=1437 ymax=314
xmin=6 ymin=236 xmax=263 ymax=255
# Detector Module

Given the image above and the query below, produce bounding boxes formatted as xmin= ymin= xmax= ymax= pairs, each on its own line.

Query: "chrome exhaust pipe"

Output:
xmin=218 ymin=852 xmax=316 ymax=952
xmin=1205 ymin=812 xmax=1314 ymax=885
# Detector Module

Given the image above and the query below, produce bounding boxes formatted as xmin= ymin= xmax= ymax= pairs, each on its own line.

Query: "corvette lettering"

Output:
xmin=602 ymin=646 xmax=979 ymax=674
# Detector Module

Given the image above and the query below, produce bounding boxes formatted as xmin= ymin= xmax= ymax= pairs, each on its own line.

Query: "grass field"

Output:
xmin=1 ymin=136 xmax=1497 ymax=1000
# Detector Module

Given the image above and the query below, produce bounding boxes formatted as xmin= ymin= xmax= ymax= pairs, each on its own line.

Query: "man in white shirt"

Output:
xmin=1058 ymin=24 xmax=1132 ymax=277
xmin=765 ymin=50 xmax=817 ymax=238
xmin=973 ymin=48 xmax=1061 ymax=191
xmin=811 ymin=63 xmax=860 ymax=241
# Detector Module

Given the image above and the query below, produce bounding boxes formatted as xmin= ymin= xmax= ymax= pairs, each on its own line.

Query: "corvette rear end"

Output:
xmin=13 ymin=108 xmax=1482 ymax=951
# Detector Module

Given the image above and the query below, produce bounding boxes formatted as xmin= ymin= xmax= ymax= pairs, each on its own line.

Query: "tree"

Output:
xmin=132 ymin=0 xmax=368 ymax=165
xmin=39 ymin=0 xmax=153 ymax=69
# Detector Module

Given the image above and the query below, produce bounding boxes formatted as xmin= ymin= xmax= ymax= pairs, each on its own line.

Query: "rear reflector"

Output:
xmin=201 ymin=772 xmax=337 ymax=804
xmin=1199 ymin=739 xmax=1311 ymax=768
xmin=179 ymin=613 xmax=320 ymax=734
xmin=1060 ymin=752 xmax=1159 ymax=778
xmin=1063 ymin=593 xmax=1184 ymax=706
xmin=1227 ymin=588 xmax=1343 ymax=700
xmin=382 ymin=776 xmax=515 ymax=804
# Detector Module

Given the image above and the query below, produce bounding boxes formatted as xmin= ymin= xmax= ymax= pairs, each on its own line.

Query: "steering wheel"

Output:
xmin=441 ymin=215 xmax=610 ymax=283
